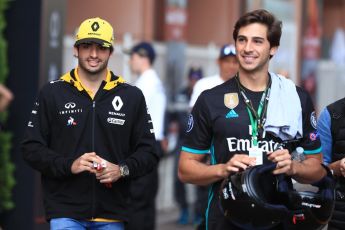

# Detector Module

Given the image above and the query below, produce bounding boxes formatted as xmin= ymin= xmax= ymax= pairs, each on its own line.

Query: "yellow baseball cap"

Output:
xmin=75 ymin=17 xmax=114 ymax=48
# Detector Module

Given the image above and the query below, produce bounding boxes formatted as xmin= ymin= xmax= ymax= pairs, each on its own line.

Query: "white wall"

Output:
xmin=316 ymin=60 xmax=345 ymax=114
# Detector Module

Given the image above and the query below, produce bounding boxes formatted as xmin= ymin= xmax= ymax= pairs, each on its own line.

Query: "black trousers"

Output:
xmin=174 ymin=148 xmax=208 ymax=216
xmin=126 ymin=141 xmax=161 ymax=230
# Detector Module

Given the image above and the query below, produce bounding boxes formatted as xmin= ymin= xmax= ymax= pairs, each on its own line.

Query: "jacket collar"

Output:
xmin=60 ymin=68 xmax=125 ymax=95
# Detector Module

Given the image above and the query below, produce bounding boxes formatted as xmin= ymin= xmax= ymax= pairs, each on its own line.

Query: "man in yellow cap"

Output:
xmin=21 ymin=17 xmax=159 ymax=230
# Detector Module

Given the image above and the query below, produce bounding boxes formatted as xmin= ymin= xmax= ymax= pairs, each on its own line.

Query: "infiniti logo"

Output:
xmin=59 ymin=102 xmax=82 ymax=115
xmin=65 ymin=102 xmax=76 ymax=109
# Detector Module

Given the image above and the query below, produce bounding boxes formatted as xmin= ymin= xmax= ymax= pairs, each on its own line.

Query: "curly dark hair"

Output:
xmin=233 ymin=9 xmax=282 ymax=48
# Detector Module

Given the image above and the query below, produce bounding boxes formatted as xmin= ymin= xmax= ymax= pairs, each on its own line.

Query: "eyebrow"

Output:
xmin=237 ymin=35 xmax=265 ymax=41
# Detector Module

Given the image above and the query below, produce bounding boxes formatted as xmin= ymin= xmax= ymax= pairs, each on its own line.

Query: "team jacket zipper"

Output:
xmin=91 ymin=100 xmax=96 ymax=219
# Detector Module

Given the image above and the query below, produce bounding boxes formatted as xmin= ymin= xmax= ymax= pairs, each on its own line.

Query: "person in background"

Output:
xmin=127 ymin=42 xmax=167 ymax=230
xmin=0 ymin=84 xmax=13 ymax=132
xmin=170 ymin=67 xmax=203 ymax=225
xmin=318 ymin=97 xmax=345 ymax=229
xmin=0 ymin=84 xmax=13 ymax=113
xmin=21 ymin=17 xmax=159 ymax=230
xmin=188 ymin=46 xmax=239 ymax=229
xmin=189 ymin=44 xmax=239 ymax=107
xmin=0 ymin=84 xmax=13 ymax=230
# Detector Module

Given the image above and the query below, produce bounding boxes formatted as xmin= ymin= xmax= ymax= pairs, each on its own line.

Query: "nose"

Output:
xmin=90 ymin=45 xmax=98 ymax=58
xmin=244 ymin=41 xmax=253 ymax=52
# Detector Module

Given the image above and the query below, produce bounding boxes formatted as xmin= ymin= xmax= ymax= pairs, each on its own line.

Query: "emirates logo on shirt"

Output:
xmin=226 ymin=137 xmax=282 ymax=153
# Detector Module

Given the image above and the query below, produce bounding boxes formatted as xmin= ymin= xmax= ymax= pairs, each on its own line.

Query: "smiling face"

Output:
xmin=235 ymin=23 xmax=278 ymax=74
xmin=74 ymin=42 xmax=112 ymax=75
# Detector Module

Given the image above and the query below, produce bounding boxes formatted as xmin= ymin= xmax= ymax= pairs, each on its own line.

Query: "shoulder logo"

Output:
xmin=28 ymin=121 xmax=34 ymax=127
xmin=112 ymin=96 xmax=123 ymax=111
xmin=224 ymin=93 xmax=239 ymax=119
xmin=310 ymin=111 xmax=317 ymax=129
xmin=309 ymin=131 xmax=319 ymax=141
xmin=186 ymin=114 xmax=194 ymax=133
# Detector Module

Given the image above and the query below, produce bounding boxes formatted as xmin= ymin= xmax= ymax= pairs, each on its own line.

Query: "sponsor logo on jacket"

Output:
xmin=67 ymin=116 xmax=77 ymax=126
xmin=59 ymin=102 xmax=83 ymax=115
xmin=107 ymin=117 xmax=125 ymax=125
xmin=109 ymin=96 xmax=126 ymax=117
xmin=112 ymin=96 xmax=123 ymax=111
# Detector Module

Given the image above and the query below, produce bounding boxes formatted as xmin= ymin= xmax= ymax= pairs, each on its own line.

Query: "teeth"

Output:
xmin=88 ymin=60 xmax=99 ymax=66
xmin=243 ymin=56 xmax=254 ymax=63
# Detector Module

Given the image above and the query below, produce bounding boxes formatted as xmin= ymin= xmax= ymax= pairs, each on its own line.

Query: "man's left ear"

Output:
xmin=270 ymin=46 xmax=278 ymax=57
xmin=73 ymin=46 xmax=78 ymax=58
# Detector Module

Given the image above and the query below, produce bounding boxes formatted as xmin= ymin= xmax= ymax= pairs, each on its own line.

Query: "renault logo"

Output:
xmin=91 ymin=22 xmax=100 ymax=31
xmin=65 ymin=102 xmax=76 ymax=109
xmin=112 ymin=96 xmax=123 ymax=111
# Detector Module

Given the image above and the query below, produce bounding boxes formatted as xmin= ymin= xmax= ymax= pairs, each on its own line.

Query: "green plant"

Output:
xmin=0 ymin=0 xmax=15 ymax=212
xmin=0 ymin=0 xmax=9 ymax=82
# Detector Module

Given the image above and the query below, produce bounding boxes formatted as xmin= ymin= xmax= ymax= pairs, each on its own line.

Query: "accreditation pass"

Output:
xmin=248 ymin=145 xmax=263 ymax=165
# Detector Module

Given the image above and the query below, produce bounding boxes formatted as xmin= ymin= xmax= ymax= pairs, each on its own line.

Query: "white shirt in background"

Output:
xmin=135 ymin=68 xmax=166 ymax=141
xmin=189 ymin=74 xmax=224 ymax=108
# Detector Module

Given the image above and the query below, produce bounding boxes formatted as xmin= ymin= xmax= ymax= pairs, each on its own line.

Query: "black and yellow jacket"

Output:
xmin=21 ymin=68 xmax=159 ymax=222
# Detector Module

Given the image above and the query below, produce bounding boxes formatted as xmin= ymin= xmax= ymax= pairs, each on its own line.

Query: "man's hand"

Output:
xmin=71 ymin=152 xmax=102 ymax=174
xmin=95 ymin=161 xmax=122 ymax=184
xmin=339 ymin=157 xmax=345 ymax=177
xmin=267 ymin=149 xmax=294 ymax=175
xmin=225 ymin=154 xmax=256 ymax=174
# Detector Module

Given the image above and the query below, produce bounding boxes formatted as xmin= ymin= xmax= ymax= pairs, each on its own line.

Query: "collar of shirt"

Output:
xmin=73 ymin=67 xmax=111 ymax=99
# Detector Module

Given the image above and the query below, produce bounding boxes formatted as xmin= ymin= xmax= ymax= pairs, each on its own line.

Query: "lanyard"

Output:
xmin=235 ymin=74 xmax=271 ymax=146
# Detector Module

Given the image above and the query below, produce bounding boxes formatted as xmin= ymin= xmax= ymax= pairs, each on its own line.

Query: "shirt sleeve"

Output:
xmin=145 ymin=86 xmax=166 ymax=141
xmin=123 ymin=91 xmax=159 ymax=178
xmin=182 ymin=92 xmax=213 ymax=154
xmin=21 ymin=86 xmax=74 ymax=178
xmin=297 ymin=89 xmax=322 ymax=156
xmin=317 ymin=108 xmax=332 ymax=165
